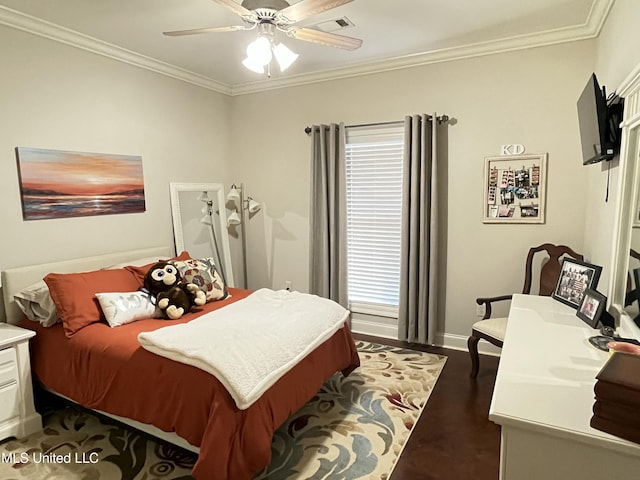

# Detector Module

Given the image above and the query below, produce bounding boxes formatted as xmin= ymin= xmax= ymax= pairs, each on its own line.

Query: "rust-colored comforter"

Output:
xmin=21 ymin=288 xmax=360 ymax=479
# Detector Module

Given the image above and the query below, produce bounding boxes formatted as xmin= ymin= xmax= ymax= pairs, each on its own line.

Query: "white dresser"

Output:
xmin=0 ymin=323 xmax=42 ymax=441
xmin=489 ymin=294 xmax=640 ymax=479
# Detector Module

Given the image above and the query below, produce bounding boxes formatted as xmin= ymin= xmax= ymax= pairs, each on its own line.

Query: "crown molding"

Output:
xmin=0 ymin=0 xmax=614 ymax=97
xmin=232 ymin=0 xmax=615 ymax=95
xmin=0 ymin=6 xmax=233 ymax=95
xmin=232 ymin=25 xmax=595 ymax=95
xmin=585 ymin=0 xmax=616 ymax=33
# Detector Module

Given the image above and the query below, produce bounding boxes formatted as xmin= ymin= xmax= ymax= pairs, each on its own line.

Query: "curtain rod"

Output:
xmin=304 ymin=115 xmax=449 ymax=135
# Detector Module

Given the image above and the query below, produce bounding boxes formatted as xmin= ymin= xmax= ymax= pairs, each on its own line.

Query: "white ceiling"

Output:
xmin=0 ymin=0 xmax=612 ymax=95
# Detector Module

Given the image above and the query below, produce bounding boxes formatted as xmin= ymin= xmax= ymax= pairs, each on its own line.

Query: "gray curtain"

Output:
xmin=398 ymin=114 xmax=440 ymax=344
xmin=308 ymin=123 xmax=348 ymax=307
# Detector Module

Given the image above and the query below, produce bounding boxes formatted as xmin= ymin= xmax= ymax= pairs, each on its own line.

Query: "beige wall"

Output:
xmin=0 ymin=25 xmax=232 ymax=270
xmin=230 ymin=41 xmax=595 ymax=344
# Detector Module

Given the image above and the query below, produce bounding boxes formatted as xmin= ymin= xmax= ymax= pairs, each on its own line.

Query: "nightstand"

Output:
xmin=0 ymin=323 xmax=42 ymax=441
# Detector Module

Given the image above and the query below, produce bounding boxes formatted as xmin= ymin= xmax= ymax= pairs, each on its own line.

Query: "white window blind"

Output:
xmin=345 ymin=124 xmax=404 ymax=318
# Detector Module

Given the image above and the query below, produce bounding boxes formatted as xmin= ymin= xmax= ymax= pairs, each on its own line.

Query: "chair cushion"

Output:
xmin=473 ymin=317 xmax=508 ymax=341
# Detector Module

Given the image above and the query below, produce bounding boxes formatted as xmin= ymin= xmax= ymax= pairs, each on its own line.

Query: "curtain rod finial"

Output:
xmin=304 ymin=126 xmax=312 ymax=135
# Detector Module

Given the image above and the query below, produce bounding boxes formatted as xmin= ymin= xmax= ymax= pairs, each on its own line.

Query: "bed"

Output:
xmin=1 ymin=246 xmax=360 ymax=479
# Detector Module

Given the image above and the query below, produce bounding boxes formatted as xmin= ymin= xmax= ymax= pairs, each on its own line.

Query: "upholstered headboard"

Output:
xmin=1 ymin=246 xmax=174 ymax=325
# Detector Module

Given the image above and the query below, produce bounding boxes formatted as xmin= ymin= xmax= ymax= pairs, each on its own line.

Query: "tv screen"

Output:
xmin=577 ymin=73 xmax=611 ymax=165
xmin=577 ymin=73 xmax=624 ymax=165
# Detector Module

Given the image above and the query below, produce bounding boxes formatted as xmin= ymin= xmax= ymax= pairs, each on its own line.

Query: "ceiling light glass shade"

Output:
xmin=200 ymin=215 xmax=213 ymax=226
xmin=197 ymin=191 xmax=209 ymax=202
xmin=227 ymin=209 xmax=241 ymax=227
xmin=227 ymin=186 xmax=241 ymax=203
xmin=246 ymin=36 xmax=272 ymax=65
xmin=242 ymin=56 xmax=265 ymax=74
xmin=273 ymin=43 xmax=298 ymax=72
xmin=247 ymin=198 xmax=261 ymax=214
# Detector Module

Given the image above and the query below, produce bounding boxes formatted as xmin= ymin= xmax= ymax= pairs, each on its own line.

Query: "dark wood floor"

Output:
xmin=354 ymin=334 xmax=501 ymax=480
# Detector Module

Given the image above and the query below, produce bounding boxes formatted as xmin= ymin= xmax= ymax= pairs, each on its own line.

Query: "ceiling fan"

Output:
xmin=163 ymin=0 xmax=363 ymax=74
xmin=164 ymin=0 xmax=362 ymax=50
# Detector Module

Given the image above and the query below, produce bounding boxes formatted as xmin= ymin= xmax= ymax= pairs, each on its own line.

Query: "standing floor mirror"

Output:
xmin=169 ymin=182 xmax=235 ymax=287
xmin=608 ymin=69 xmax=640 ymax=333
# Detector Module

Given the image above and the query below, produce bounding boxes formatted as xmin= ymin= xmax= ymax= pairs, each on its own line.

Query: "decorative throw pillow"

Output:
xmin=44 ymin=268 xmax=141 ymax=337
xmin=171 ymin=257 xmax=228 ymax=301
xmin=125 ymin=251 xmax=192 ymax=286
xmin=95 ymin=291 xmax=161 ymax=327
xmin=13 ymin=280 xmax=59 ymax=327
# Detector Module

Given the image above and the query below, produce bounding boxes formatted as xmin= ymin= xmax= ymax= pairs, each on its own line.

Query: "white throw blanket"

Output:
xmin=138 ymin=288 xmax=350 ymax=410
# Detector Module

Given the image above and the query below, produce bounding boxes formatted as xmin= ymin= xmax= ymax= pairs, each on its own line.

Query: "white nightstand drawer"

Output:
xmin=0 ymin=325 xmax=41 ymax=440
xmin=0 ymin=347 xmax=18 ymax=386
xmin=0 ymin=379 xmax=20 ymax=423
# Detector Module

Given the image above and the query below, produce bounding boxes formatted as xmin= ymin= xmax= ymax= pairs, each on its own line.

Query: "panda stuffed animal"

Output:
xmin=143 ymin=261 xmax=206 ymax=319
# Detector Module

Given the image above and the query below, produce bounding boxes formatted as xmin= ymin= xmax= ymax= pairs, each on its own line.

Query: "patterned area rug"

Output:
xmin=0 ymin=341 xmax=446 ymax=480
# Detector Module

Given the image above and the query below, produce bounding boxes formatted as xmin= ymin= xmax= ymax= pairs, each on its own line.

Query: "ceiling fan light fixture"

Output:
xmin=273 ymin=42 xmax=298 ymax=71
xmin=246 ymin=35 xmax=272 ymax=65
xmin=242 ymin=56 xmax=265 ymax=73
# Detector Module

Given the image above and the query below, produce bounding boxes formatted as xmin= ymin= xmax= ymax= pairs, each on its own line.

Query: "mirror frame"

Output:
xmin=169 ymin=182 xmax=235 ymax=287
xmin=608 ymin=68 xmax=640 ymax=326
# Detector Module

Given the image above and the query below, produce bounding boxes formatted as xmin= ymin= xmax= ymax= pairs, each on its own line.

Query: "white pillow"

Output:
xmin=95 ymin=291 xmax=161 ymax=327
xmin=14 ymin=280 xmax=59 ymax=327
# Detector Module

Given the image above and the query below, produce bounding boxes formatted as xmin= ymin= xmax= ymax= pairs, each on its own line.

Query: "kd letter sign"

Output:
xmin=500 ymin=144 xmax=525 ymax=155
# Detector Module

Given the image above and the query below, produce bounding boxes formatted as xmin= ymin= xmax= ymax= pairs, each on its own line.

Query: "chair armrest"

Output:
xmin=476 ymin=294 xmax=513 ymax=319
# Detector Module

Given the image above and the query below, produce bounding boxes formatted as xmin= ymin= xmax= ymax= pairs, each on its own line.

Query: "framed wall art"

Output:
xmin=552 ymin=258 xmax=602 ymax=310
xmin=16 ymin=147 xmax=146 ymax=220
xmin=482 ymin=153 xmax=548 ymax=224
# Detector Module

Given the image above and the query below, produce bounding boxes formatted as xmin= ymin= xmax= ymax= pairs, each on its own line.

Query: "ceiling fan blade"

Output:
xmin=163 ymin=25 xmax=247 ymax=36
xmin=278 ymin=0 xmax=354 ymax=23
xmin=289 ymin=27 xmax=362 ymax=50
xmin=210 ymin=0 xmax=252 ymax=17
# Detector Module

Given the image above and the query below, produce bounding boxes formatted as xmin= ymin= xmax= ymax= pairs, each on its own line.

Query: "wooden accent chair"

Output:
xmin=468 ymin=243 xmax=583 ymax=378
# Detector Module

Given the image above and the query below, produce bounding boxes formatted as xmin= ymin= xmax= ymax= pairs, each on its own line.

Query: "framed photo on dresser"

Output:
xmin=552 ymin=258 xmax=602 ymax=310
xmin=576 ymin=289 xmax=606 ymax=328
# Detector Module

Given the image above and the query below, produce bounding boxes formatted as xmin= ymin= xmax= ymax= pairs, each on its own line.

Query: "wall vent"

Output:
xmin=311 ymin=17 xmax=355 ymax=33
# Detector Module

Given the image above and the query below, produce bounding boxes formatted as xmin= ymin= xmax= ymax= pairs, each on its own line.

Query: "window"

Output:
xmin=345 ymin=124 xmax=404 ymax=318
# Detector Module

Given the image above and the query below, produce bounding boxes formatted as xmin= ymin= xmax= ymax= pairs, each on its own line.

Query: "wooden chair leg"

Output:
xmin=468 ymin=334 xmax=481 ymax=379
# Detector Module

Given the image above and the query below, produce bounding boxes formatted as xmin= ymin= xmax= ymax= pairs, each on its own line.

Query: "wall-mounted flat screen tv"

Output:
xmin=576 ymin=73 xmax=624 ymax=165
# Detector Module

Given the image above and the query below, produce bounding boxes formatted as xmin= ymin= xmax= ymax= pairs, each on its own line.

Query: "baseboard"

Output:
xmin=0 ymin=412 xmax=42 ymax=440
xmin=350 ymin=318 xmax=397 ymax=339
xmin=436 ymin=332 xmax=502 ymax=356
xmin=351 ymin=320 xmax=502 ymax=357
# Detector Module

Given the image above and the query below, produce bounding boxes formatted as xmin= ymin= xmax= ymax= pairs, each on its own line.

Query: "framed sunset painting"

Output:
xmin=15 ymin=147 xmax=146 ymax=220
